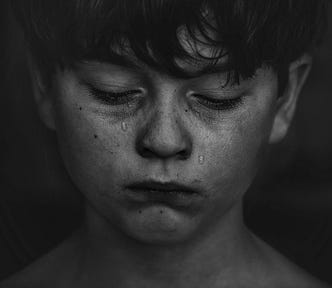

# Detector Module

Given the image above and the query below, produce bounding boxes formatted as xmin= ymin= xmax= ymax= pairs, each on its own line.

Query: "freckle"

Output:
xmin=94 ymin=134 xmax=98 ymax=139
xmin=159 ymin=210 xmax=163 ymax=214
xmin=121 ymin=122 xmax=128 ymax=131
xmin=138 ymin=210 xmax=142 ymax=214
xmin=198 ymin=155 xmax=205 ymax=165
xmin=79 ymin=107 xmax=82 ymax=111
xmin=185 ymin=109 xmax=188 ymax=112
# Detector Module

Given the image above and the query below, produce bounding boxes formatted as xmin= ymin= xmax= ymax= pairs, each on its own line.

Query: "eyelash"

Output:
xmin=88 ymin=85 xmax=141 ymax=106
xmin=193 ymin=94 xmax=243 ymax=111
xmin=87 ymin=84 xmax=243 ymax=111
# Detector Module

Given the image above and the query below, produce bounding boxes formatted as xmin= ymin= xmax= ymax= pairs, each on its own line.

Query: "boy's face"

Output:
xmin=38 ymin=35 xmax=300 ymax=244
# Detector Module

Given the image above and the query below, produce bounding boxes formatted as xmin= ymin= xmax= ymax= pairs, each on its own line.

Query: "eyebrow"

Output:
xmin=81 ymin=55 xmax=233 ymax=80
xmin=110 ymin=56 xmax=142 ymax=71
xmin=189 ymin=62 xmax=232 ymax=78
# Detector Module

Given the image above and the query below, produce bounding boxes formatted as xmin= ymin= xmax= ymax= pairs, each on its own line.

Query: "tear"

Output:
xmin=121 ymin=122 xmax=128 ymax=132
xmin=198 ymin=155 xmax=205 ymax=165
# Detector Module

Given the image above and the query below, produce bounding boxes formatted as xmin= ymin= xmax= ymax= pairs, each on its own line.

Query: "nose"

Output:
xmin=136 ymin=106 xmax=192 ymax=161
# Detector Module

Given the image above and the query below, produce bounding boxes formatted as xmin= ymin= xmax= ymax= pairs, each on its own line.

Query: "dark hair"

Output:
xmin=11 ymin=0 xmax=328 ymax=90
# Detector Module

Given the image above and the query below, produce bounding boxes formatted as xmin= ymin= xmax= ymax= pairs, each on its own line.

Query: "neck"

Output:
xmin=73 ymin=202 xmax=258 ymax=288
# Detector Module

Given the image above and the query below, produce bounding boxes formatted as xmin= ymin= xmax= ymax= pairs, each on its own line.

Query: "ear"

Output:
xmin=27 ymin=55 xmax=56 ymax=130
xmin=269 ymin=54 xmax=312 ymax=143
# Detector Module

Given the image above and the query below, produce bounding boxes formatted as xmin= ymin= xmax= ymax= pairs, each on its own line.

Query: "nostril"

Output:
xmin=177 ymin=149 xmax=190 ymax=160
xmin=138 ymin=146 xmax=156 ymax=158
xmin=137 ymin=145 xmax=190 ymax=160
xmin=136 ymin=133 xmax=192 ymax=160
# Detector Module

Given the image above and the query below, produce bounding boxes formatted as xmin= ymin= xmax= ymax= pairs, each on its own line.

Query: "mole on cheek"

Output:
xmin=94 ymin=134 xmax=98 ymax=139
xmin=79 ymin=107 xmax=82 ymax=111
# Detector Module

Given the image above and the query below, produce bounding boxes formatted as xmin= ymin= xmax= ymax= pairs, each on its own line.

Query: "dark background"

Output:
xmin=1 ymin=0 xmax=332 ymax=284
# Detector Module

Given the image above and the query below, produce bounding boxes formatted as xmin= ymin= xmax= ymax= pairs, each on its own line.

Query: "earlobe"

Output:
xmin=269 ymin=54 xmax=313 ymax=143
xmin=28 ymin=56 xmax=56 ymax=131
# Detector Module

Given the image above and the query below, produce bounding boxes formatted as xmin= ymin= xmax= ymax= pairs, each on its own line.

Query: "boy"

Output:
xmin=2 ymin=0 xmax=330 ymax=287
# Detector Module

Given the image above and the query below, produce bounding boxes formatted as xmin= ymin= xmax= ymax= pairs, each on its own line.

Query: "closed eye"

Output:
xmin=192 ymin=94 xmax=243 ymax=111
xmin=87 ymin=84 xmax=142 ymax=106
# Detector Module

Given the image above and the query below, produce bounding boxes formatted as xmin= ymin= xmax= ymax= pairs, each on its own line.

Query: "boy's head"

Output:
xmin=12 ymin=0 xmax=327 ymax=244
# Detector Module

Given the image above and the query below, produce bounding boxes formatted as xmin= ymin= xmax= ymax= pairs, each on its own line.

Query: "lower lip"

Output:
xmin=125 ymin=188 xmax=201 ymax=208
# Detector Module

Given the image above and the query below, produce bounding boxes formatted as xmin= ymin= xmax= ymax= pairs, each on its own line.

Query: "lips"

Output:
xmin=127 ymin=181 xmax=199 ymax=194
xmin=125 ymin=180 xmax=201 ymax=207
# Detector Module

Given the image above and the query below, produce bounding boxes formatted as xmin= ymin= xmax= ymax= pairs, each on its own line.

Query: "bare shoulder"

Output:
xmin=254 ymin=236 xmax=331 ymax=288
xmin=276 ymin=263 xmax=331 ymax=288
xmin=0 ymin=235 xmax=79 ymax=288
xmin=0 ymin=257 xmax=56 ymax=288
xmin=273 ymin=265 xmax=331 ymax=288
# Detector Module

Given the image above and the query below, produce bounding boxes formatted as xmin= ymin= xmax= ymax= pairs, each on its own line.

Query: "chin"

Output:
xmin=118 ymin=204 xmax=201 ymax=245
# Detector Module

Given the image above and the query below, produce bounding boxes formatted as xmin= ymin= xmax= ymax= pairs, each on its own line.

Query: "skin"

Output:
xmin=54 ymin=61 xmax=276 ymax=244
xmin=1 ymin=36 xmax=330 ymax=287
